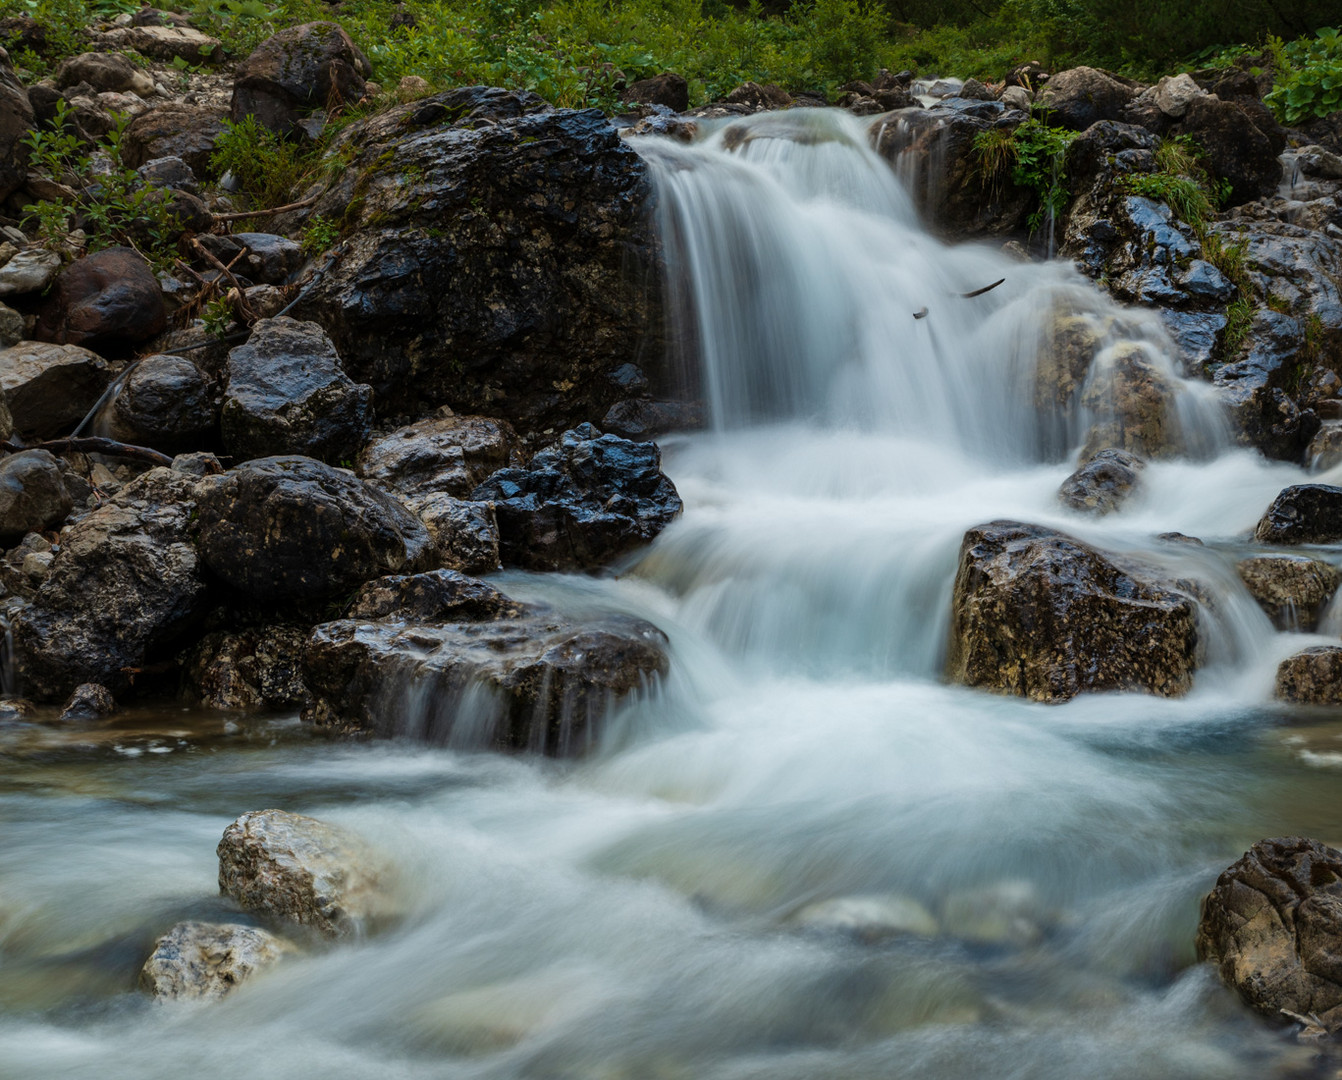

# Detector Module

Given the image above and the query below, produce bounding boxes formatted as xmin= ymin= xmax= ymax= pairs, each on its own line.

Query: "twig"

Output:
xmin=961 ymin=278 xmax=1006 ymax=299
xmin=190 ymin=238 xmax=257 ymax=323
xmin=3 ymin=437 xmax=174 ymax=468
xmin=213 ymin=195 xmax=320 ymax=223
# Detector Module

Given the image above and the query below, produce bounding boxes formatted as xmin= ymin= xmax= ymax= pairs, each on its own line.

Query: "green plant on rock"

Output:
xmin=973 ymin=118 xmax=1075 ymax=234
xmin=200 ymin=295 xmax=236 ymax=337
xmin=1265 ymin=27 xmax=1342 ymax=125
xmin=209 ymin=115 xmax=316 ymax=210
xmin=301 ymin=214 xmax=341 ymax=255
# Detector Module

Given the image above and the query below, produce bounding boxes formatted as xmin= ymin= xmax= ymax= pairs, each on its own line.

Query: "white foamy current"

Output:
xmin=2 ymin=110 xmax=1340 ymax=1080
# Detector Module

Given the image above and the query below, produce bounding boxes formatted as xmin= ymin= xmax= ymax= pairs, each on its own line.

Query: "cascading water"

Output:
xmin=2 ymin=110 xmax=1341 ymax=1080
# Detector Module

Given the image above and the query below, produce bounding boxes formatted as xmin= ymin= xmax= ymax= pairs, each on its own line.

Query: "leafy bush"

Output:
xmin=974 ymin=119 xmax=1075 ymax=233
xmin=209 ymin=115 xmax=315 ymax=209
xmin=1265 ymin=27 xmax=1342 ymax=123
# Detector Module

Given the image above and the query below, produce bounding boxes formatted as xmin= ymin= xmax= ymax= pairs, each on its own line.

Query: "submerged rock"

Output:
xmin=946 ymin=521 xmax=1200 ymax=703
xmin=1196 ymin=837 xmax=1342 ymax=1033
xmin=57 ymin=682 xmax=115 ymax=721
xmin=1057 ymin=448 xmax=1144 ymax=515
xmin=139 ymin=921 xmax=295 ymax=1001
xmin=1079 ymin=344 xmax=1183 ymax=459
xmin=789 ymin=895 xmax=939 ymax=942
xmin=1237 ymin=555 xmax=1342 ymax=631
xmin=217 ymin=809 xmax=390 ymax=938
xmin=1254 ymin=485 xmax=1342 ymax=545
xmin=1276 ymin=646 xmax=1342 ymax=706
xmin=469 ymin=424 xmax=682 ymax=571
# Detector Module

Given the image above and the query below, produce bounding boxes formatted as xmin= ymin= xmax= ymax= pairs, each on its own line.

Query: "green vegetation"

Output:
xmin=209 ymin=115 xmax=316 ymax=209
xmin=972 ymin=118 xmax=1075 ymax=234
xmin=1264 ymin=26 xmax=1342 ymax=123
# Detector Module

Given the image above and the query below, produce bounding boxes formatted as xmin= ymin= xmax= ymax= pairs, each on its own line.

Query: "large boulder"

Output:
xmin=97 ymin=25 xmax=222 ymax=65
xmin=1254 ymin=485 xmax=1342 ymax=545
xmin=54 ymin=51 xmax=155 ymax=95
xmin=231 ymin=22 xmax=369 ymax=137
xmin=355 ymin=409 xmax=519 ymax=499
xmin=0 ymin=341 xmax=118 ymax=438
xmin=403 ymin=493 xmax=501 ymax=575
xmin=1174 ymin=95 xmax=1285 ymax=207
xmin=469 ymin=424 xmax=682 ymax=571
xmin=624 ymin=72 xmax=689 ymax=113
xmin=106 ymin=354 xmax=215 ymax=454
xmin=221 ymin=317 xmax=373 ymax=464
xmin=1276 ymin=646 xmax=1342 ymax=705
xmin=1196 ymin=837 xmax=1342 ymax=1033
xmin=33 ymin=247 xmax=167 ymax=350
xmin=1236 ymin=554 xmax=1341 ymax=631
xmin=291 ymin=86 xmax=663 ymax=434
xmin=121 ymin=104 xmax=227 ymax=176
xmin=1037 ymin=67 xmax=1139 ymax=131
xmin=0 ymin=47 xmax=33 ymax=201
xmin=217 ymin=809 xmax=390 ymax=938
xmin=304 ymin=572 xmax=669 ymax=756
xmin=139 ymin=921 xmax=295 ymax=1001
xmin=13 ymin=469 xmax=209 ymax=701
xmin=0 ymin=450 xmax=72 ymax=542
xmin=946 ymin=521 xmax=1200 ymax=702
xmin=195 ymin=456 xmax=433 ymax=602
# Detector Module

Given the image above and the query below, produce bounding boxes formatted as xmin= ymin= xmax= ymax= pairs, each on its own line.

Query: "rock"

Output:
xmin=403 ymin=493 xmax=500 ymax=575
xmin=1000 ymin=85 xmax=1032 ymax=111
xmin=356 ymin=410 xmax=519 ymax=500
xmin=946 ymin=521 xmax=1200 ymax=703
xmin=0 ymin=301 xmax=21 ymax=348
xmin=13 ymin=468 xmax=208 ymax=701
xmin=186 ymin=625 xmax=311 ymax=711
xmin=98 ymin=25 xmax=221 ymax=64
xmin=1296 ymin=145 xmax=1342 ymax=182
xmin=345 ymin=569 xmax=523 ymax=622
xmin=54 ymin=52 xmax=154 ymax=95
xmin=172 ymin=451 xmax=222 ymax=477
xmin=469 ymin=424 xmax=682 ymax=572
xmin=0 ymin=341 xmax=119 ymax=438
xmin=106 ymin=354 xmax=215 ymax=454
xmin=1196 ymin=837 xmax=1342 ymax=1032
xmin=0 ymin=698 xmax=34 ymax=721
xmin=1064 ymin=120 xmax=1158 ymax=183
xmin=625 ymin=72 xmax=688 ymax=113
xmin=217 ymin=809 xmax=389 ymax=938
xmin=0 ymin=385 xmax=11 ymax=441
xmin=139 ymin=921 xmax=294 ymax=1001
xmin=1255 ymin=485 xmax=1342 ymax=545
xmin=1079 ymin=344 xmax=1182 ymax=459
xmin=940 ymin=880 xmax=1046 ymax=947
xmin=1237 ymin=555 xmax=1342 ymax=631
xmin=723 ymin=82 xmax=791 ymax=110
xmin=137 ymin=155 xmax=200 ymax=195
xmin=1175 ymin=96 xmax=1285 ymax=206
xmin=0 ymin=248 xmax=61 ymax=298
xmin=195 ymin=456 xmax=433 ymax=602
xmin=0 ymin=450 xmax=72 ymax=542
xmin=292 ymin=87 xmax=662 ymax=435
xmin=121 ymin=104 xmax=227 ymax=177
xmin=303 ymin=603 xmax=669 ymax=755
xmin=0 ymin=47 xmax=33 ymax=202
xmin=1057 ymin=448 xmax=1144 ymax=515
xmin=1037 ymin=67 xmax=1138 ymax=131
xmin=1309 ymin=423 xmax=1342 ymax=471
xmin=232 ymin=232 xmax=305 ymax=285
xmin=57 ymin=682 xmax=115 ymax=721
xmin=789 ymin=895 xmax=939 ymax=942
xmin=231 ymin=22 xmax=369 ymax=137
xmin=221 ymin=317 xmax=372 ymax=465
xmin=1153 ymin=73 xmax=1203 ymax=118
xmin=1276 ymin=647 xmax=1342 ymax=705
xmin=600 ymin=398 xmax=702 ymax=440
xmin=957 ymin=78 xmax=996 ymax=102
xmin=396 ymin=74 xmax=429 ymax=97
xmin=33 ymin=247 xmax=167 ymax=350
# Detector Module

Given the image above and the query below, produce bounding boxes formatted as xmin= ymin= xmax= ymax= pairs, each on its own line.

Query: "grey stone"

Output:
xmin=139 ymin=921 xmax=294 ymax=1001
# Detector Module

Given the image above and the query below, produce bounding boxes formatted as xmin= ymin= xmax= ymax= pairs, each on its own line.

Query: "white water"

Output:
xmin=2 ymin=110 xmax=1342 ymax=1080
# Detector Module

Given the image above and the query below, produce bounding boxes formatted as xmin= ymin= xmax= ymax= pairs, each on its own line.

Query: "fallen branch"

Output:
xmin=213 ymin=195 xmax=319 ymax=223
xmin=190 ymin=238 xmax=257 ymax=324
xmin=961 ymin=278 xmax=1006 ymax=299
xmin=3 ymin=437 xmax=174 ymax=468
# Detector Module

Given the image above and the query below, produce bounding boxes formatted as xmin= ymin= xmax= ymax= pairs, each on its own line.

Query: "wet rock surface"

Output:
xmin=221 ymin=317 xmax=373 ymax=465
xmin=0 ymin=449 xmax=72 ymax=542
xmin=1196 ymin=837 xmax=1342 ymax=1032
xmin=1236 ymin=555 xmax=1342 ymax=631
xmin=106 ymin=354 xmax=215 ymax=453
xmin=186 ymin=625 xmax=312 ymax=711
xmin=1037 ymin=67 xmax=1138 ymax=131
xmin=0 ymin=341 xmax=120 ymax=438
xmin=469 ymin=424 xmax=682 ymax=571
xmin=33 ymin=247 xmax=167 ymax=351
xmin=57 ymin=682 xmax=115 ymax=721
xmin=1057 ymin=448 xmax=1144 ymax=515
xmin=1276 ymin=646 xmax=1342 ymax=706
xmin=356 ymin=410 xmax=520 ymax=499
xmin=403 ymin=493 xmax=501 ymax=575
xmin=946 ymin=521 xmax=1200 ymax=703
xmin=139 ymin=921 xmax=295 ymax=1001
xmin=196 ymin=456 xmax=433 ymax=603
xmin=1255 ymin=485 xmax=1342 ymax=545
xmin=217 ymin=808 xmax=390 ymax=938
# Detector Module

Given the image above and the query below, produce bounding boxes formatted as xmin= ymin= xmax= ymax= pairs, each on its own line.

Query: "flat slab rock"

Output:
xmin=946 ymin=520 xmax=1200 ymax=702
xmin=217 ymin=809 xmax=392 ymax=939
xmin=139 ymin=921 xmax=295 ymax=1001
xmin=1197 ymin=837 xmax=1342 ymax=1033
xmin=303 ymin=570 xmax=669 ymax=756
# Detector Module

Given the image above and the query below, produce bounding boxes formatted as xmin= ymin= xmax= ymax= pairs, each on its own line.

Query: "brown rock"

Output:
xmin=186 ymin=626 xmax=312 ymax=711
xmin=1057 ymin=448 xmax=1144 ymax=515
xmin=57 ymin=682 xmax=115 ymax=721
xmin=724 ymin=81 xmax=791 ymax=111
xmin=121 ymin=104 xmax=227 ymax=176
xmin=231 ymin=22 xmax=369 ymax=137
xmin=0 ymin=449 xmax=72 ymax=542
xmin=1276 ymin=646 xmax=1342 ymax=706
xmin=34 ymin=247 xmax=166 ymax=350
xmin=625 ymin=72 xmax=688 ymax=112
xmin=139 ymin=921 xmax=294 ymax=1000
xmin=355 ymin=411 xmax=520 ymax=499
xmin=1037 ymin=66 xmax=1138 ymax=131
xmin=0 ymin=46 xmax=33 ymax=202
xmin=1079 ymin=344 xmax=1182 ymax=459
xmin=1237 ymin=555 xmax=1342 ymax=631
xmin=0 ymin=340 xmax=120 ymax=438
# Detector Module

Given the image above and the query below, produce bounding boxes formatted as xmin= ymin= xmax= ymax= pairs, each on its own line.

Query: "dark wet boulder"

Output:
xmin=217 ymin=809 xmax=392 ymax=938
xmin=355 ymin=410 xmax=520 ymax=500
xmin=1064 ymin=120 xmax=1158 ymax=183
xmin=470 ymin=424 xmax=682 ymax=572
xmin=1057 ymin=448 xmax=1144 ymax=515
xmin=0 ymin=450 xmax=73 ymax=543
xmin=186 ymin=625 xmax=311 ymax=711
xmin=1196 ymin=837 xmax=1342 ymax=1033
xmin=195 ymin=456 xmax=433 ymax=602
xmin=625 ymin=72 xmax=688 ymax=113
xmin=345 ymin=568 xmax=522 ymax=622
xmin=106 ymin=354 xmax=215 ymax=454
xmin=1174 ymin=95 xmax=1285 ymax=207
xmin=946 ymin=521 xmax=1200 ymax=703
xmin=197 ymin=232 xmax=305 ymax=286
xmin=0 ymin=47 xmax=33 ymax=202
xmin=57 ymin=682 xmax=115 ymax=721
xmin=13 ymin=468 xmax=209 ymax=701
xmin=1237 ymin=554 xmax=1342 ymax=631
xmin=33 ymin=247 xmax=167 ymax=351
xmin=1276 ymin=646 xmax=1342 ymax=705
xmin=231 ymin=22 xmax=369 ymax=137
xmin=304 ymin=594 xmax=669 ymax=756
xmin=1254 ymin=485 xmax=1342 ymax=545
xmin=291 ymin=86 xmax=663 ymax=435
xmin=221 ymin=317 xmax=373 ymax=465
xmin=1037 ymin=66 xmax=1139 ymax=132
xmin=601 ymin=398 xmax=703 ymax=440
xmin=139 ymin=921 xmax=294 ymax=1001
xmin=402 ymin=493 xmax=500 ymax=575
xmin=121 ymin=104 xmax=227 ymax=176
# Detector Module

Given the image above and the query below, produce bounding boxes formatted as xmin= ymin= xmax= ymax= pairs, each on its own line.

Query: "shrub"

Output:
xmin=1265 ymin=27 xmax=1342 ymax=124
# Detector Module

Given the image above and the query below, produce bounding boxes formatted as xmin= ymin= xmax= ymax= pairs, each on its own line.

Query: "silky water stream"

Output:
xmin=3 ymin=109 xmax=1342 ymax=1079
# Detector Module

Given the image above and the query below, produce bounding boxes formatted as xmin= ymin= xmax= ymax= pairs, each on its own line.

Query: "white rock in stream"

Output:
xmin=790 ymin=895 xmax=938 ymax=942
xmin=217 ymin=809 xmax=394 ymax=938
xmin=139 ymin=921 xmax=295 ymax=1000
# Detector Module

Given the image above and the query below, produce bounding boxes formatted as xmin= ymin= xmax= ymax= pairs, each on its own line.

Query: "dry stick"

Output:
xmin=213 ymin=195 xmax=319 ymax=223
xmin=3 ymin=437 xmax=174 ymax=468
xmin=960 ymin=278 xmax=1006 ymax=299
xmin=190 ymin=238 xmax=257 ymax=324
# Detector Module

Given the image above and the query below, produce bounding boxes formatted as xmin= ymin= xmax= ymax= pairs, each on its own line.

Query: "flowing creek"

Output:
xmin=4 ymin=109 xmax=1342 ymax=1078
